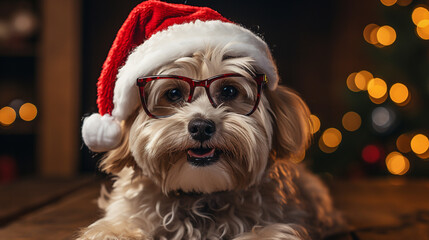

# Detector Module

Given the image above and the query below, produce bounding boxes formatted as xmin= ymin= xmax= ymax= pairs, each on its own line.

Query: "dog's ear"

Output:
xmin=99 ymin=111 xmax=141 ymax=175
xmin=266 ymin=85 xmax=312 ymax=160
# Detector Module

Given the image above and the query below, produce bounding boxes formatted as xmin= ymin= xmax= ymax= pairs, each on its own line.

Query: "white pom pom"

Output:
xmin=82 ymin=113 xmax=122 ymax=152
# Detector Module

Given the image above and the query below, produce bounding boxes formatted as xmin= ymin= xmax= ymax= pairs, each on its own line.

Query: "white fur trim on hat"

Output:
xmin=82 ymin=113 xmax=122 ymax=152
xmin=112 ymin=20 xmax=279 ymax=123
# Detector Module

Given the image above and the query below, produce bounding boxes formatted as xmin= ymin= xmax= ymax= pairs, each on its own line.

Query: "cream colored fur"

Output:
xmin=78 ymin=46 xmax=343 ymax=240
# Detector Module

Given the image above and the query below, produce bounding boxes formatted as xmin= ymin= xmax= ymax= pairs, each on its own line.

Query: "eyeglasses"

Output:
xmin=136 ymin=73 xmax=267 ymax=118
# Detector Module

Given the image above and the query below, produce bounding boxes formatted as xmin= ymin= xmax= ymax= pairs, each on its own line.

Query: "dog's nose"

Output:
xmin=188 ymin=118 xmax=216 ymax=142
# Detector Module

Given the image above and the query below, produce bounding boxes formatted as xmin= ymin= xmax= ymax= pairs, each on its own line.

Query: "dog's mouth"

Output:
xmin=187 ymin=148 xmax=220 ymax=167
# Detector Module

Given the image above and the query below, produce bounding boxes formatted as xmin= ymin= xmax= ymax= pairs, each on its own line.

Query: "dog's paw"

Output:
xmin=233 ymin=224 xmax=310 ymax=240
xmin=77 ymin=221 xmax=147 ymax=240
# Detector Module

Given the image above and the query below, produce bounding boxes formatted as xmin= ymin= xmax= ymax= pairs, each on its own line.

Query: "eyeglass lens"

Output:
xmin=143 ymin=76 xmax=258 ymax=118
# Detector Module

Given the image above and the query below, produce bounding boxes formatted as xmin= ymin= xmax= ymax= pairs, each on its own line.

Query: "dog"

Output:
xmin=79 ymin=1 xmax=343 ymax=239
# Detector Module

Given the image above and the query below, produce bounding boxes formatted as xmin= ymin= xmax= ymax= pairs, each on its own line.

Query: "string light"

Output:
xmin=342 ymin=111 xmax=361 ymax=132
xmin=376 ymin=25 xmax=396 ymax=46
xmin=19 ymin=103 xmax=37 ymax=121
xmin=389 ymin=83 xmax=410 ymax=105
xmin=410 ymin=134 xmax=429 ymax=155
xmin=386 ymin=151 xmax=410 ymax=175
xmin=0 ymin=107 xmax=16 ymax=126
xmin=310 ymin=114 xmax=321 ymax=134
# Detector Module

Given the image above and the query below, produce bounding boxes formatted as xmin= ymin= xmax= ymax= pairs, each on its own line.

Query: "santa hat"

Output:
xmin=82 ymin=0 xmax=280 ymax=152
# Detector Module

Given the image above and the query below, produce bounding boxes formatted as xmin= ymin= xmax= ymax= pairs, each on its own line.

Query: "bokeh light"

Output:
xmin=322 ymin=128 xmax=342 ymax=148
xmin=342 ymin=111 xmax=361 ymax=132
xmin=362 ymin=145 xmax=382 ymax=163
xmin=11 ymin=10 xmax=38 ymax=37
xmin=310 ymin=114 xmax=321 ymax=134
xmin=416 ymin=19 xmax=429 ymax=40
xmin=346 ymin=72 xmax=360 ymax=92
xmin=363 ymin=24 xmax=380 ymax=45
xmin=410 ymin=134 xmax=429 ymax=155
xmin=376 ymin=25 xmax=396 ymax=46
xmin=380 ymin=0 xmax=397 ymax=6
xmin=396 ymin=133 xmax=412 ymax=153
xmin=372 ymin=107 xmax=395 ymax=133
xmin=292 ymin=151 xmax=306 ymax=163
xmin=397 ymin=0 xmax=412 ymax=6
xmin=386 ymin=151 xmax=410 ymax=175
xmin=367 ymin=78 xmax=387 ymax=99
xmin=412 ymin=6 xmax=429 ymax=25
xmin=369 ymin=93 xmax=388 ymax=104
xmin=19 ymin=103 xmax=37 ymax=121
xmin=319 ymin=137 xmax=337 ymax=154
xmin=355 ymin=70 xmax=373 ymax=91
xmin=0 ymin=107 xmax=16 ymax=126
xmin=389 ymin=83 xmax=410 ymax=105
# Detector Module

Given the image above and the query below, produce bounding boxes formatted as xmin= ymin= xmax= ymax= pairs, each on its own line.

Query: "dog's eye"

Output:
xmin=166 ymin=88 xmax=183 ymax=102
xmin=219 ymin=85 xmax=238 ymax=101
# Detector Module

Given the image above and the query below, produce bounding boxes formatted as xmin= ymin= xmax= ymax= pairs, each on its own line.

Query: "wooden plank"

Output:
xmin=0 ymin=180 xmax=102 ymax=240
xmin=38 ymin=0 xmax=82 ymax=177
xmin=1 ymin=179 xmax=428 ymax=239
xmin=0 ymin=176 xmax=94 ymax=227
xmin=329 ymin=178 xmax=429 ymax=239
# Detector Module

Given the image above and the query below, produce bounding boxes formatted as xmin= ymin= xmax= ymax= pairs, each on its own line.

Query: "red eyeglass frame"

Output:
xmin=136 ymin=73 xmax=267 ymax=118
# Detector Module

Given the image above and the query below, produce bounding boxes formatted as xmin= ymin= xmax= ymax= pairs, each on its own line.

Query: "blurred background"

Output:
xmin=0 ymin=0 xmax=428 ymax=183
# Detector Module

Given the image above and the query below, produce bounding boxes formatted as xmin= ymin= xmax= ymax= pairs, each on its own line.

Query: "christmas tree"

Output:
xmin=305 ymin=0 xmax=429 ymax=178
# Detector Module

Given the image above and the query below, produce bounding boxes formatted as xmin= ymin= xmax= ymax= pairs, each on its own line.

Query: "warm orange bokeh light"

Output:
xmin=0 ymin=107 xmax=16 ymax=126
xmin=396 ymin=133 xmax=412 ymax=153
xmin=292 ymin=151 xmax=306 ymax=163
xmin=322 ymin=128 xmax=342 ymax=148
xmin=397 ymin=0 xmax=412 ymax=6
xmin=319 ymin=137 xmax=337 ymax=153
xmin=386 ymin=151 xmax=410 ymax=175
xmin=389 ymin=83 xmax=409 ymax=105
xmin=369 ymin=93 xmax=388 ymax=104
xmin=355 ymin=70 xmax=373 ymax=91
xmin=412 ymin=7 xmax=429 ymax=25
xmin=342 ymin=111 xmax=361 ymax=132
xmin=380 ymin=0 xmax=397 ymax=6
xmin=363 ymin=24 xmax=380 ymax=44
xmin=310 ymin=114 xmax=321 ymax=134
xmin=346 ymin=72 xmax=360 ymax=92
xmin=367 ymin=78 xmax=387 ymax=99
xmin=377 ymin=25 xmax=396 ymax=46
xmin=19 ymin=103 xmax=38 ymax=121
xmin=410 ymin=134 xmax=429 ymax=155
xmin=417 ymin=19 xmax=429 ymax=40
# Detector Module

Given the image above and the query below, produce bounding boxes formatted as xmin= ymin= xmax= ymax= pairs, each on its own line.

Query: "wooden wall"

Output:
xmin=38 ymin=0 xmax=81 ymax=177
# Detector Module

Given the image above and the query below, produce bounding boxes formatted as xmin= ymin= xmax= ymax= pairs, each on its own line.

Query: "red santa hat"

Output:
xmin=82 ymin=0 xmax=280 ymax=152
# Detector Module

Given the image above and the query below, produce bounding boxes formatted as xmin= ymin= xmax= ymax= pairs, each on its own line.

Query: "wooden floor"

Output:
xmin=0 ymin=176 xmax=428 ymax=240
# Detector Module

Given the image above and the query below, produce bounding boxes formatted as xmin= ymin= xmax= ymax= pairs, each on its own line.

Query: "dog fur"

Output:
xmin=78 ymin=46 xmax=343 ymax=240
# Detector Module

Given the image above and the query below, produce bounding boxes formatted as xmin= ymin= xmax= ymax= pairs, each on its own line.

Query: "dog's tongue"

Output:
xmin=188 ymin=148 xmax=215 ymax=158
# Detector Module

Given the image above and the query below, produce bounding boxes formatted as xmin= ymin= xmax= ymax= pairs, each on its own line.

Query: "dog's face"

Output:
xmin=103 ymin=47 xmax=311 ymax=194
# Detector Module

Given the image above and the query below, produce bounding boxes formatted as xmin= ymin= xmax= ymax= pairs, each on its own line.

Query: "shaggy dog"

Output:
xmin=79 ymin=1 xmax=343 ymax=239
